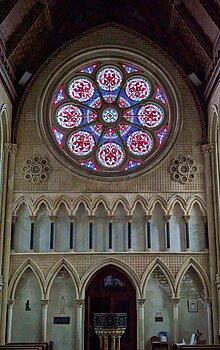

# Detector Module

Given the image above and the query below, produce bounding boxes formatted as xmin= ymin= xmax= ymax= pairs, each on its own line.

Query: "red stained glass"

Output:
xmin=68 ymin=131 xmax=95 ymax=156
xmin=125 ymin=77 xmax=151 ymax=102
xmin=97 ymin=67 xmax=122 ymax=91
xmin=98 ymin=142 xmax=124 ymax=168
xmin=69 ymin=78 xmax=95 ymax=102
xmin=127 ymin=130 xmax=153 ymax=155
xmin=56 ymin=105 xmax=82 ymax=128
xmin=138 ymin=104 xmax=164 ymax=128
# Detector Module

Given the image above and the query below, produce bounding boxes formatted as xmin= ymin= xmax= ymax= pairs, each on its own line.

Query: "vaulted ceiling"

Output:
xmin=0 ymin=0 xmax=219 ymax=117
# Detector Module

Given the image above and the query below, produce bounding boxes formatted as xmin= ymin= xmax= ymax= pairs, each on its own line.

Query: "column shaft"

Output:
xmin=6 ymin=301 xmax=14 ymax=343
xmin=41 ymin=300 xmax=49 ymax=342
xmin=76 ymin=300 xmax=84 ymax=350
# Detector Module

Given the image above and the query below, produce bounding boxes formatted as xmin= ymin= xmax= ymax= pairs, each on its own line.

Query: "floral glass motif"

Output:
xmin=51 ymin=62 xmax=169 ymax=175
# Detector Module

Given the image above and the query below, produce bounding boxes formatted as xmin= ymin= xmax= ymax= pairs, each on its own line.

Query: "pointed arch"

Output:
xmin=148 ymin=195 xmax=167 ymax=214
xmin=45 ymin=258 xmax=80 ymax=299
xmin=187 ymin=195 xmax=206 ymax=215
xmin=167 ymin=195 xmax=187 ymax=214
xmin=142 ymin=258 xmax=175 ymax=297
xmin=208 ymin=104 xmax=219 ymax=143
xmin=72 ymin=195 xmax=91 ymax=214
xmin=33 ymin=196 xmax=53 ymax=215
xmin=53 ymin=196 xmax=71 ymax=215
xmin=0 ymin=103 xmax=11 ymax=143
xmin=175 ymin=258 xmax=210 ymax=298
xmin=9 ymin=259 xmax=45 ymax=299
xmin=80 ymin=258 xmax=141 ymax=299
xmin=111 ymin=196 xmax=130 ymax=215
xmin=130 ymin=195 xmax=148 ymax=215
xmin=12 ymin=196 xmax=33 ymax=216
xmin=92 ymin=196 xmax=110 ymax=215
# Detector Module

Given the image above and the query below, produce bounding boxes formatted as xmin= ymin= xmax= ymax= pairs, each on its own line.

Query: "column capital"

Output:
xmin=126 ymin=215 xmax=133 ymax=223
xmin=183 ymin=215 xmax=190 ymax=223
xmin=107 ymin=215 xmax=114 ymax=222
xmin=201 ymin=143 xmax=215 ymax=154
xmin=0 ymin=275 xmax=3 ymax=287
xmin=75 ymin=299 xmax=85 ymax=307
xmin=69 ymin=215 xmax=76 ymax=223
xmin=170 ymin=298 xmax=180 ymax=306
xmin=203 ymin=298 xmax=212 ymax=307
xmin=145 ymin=215 xmax=152 ymax=222
xmin=49 ymin=215 xmax=57 ymax=223
xmin=41 ymin=299 xmax=50 ymax=307
xmin=88 ymin=215 xmax=95 ymax=223
xmin=164 ymin=215 xmax=171 ymax=222
xmin=7 ymin=299 xmax=15 ymax=306
xmin=137 ymin=298 xmax=146 ymax=306
xmin=29 ymin=215 xmax=36 ymax=223
xmin=12 ymin=215 xmax=18 ymax=224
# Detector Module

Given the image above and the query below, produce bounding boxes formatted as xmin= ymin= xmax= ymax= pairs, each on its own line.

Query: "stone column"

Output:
xmin=41 ymin=300 xmax=49 ymax=342
xmin=170 ymin=298 xmax=180 ymax=343
xmin=164 ymin=215 xmax=171 ymax=251
xmin=126 ymin=215 xmax=132 ymax=251
xmin=183 ymin=215 xmax=190 ymax=251
xmin=69 ymin=215 xmax=76 ymax=251
xmin=204 ymin=298 xmax=213 ymax=344
xmin=6 ymin=299 xmax=15 ymax=343
xmin=138 ymin=298 xmax=146 ymax=350
xmin=108 ymin=215 xmax=114 ymax=251
xmin=75 ymin=299 xmax=84 ymax=350
xmin=88 ymin=216 xmax=95 ymax=251
xmin=49 ymin=216 xmax=56 ymax=250
xmin=201 ymin=143 xmax=218 ymax=342
xmin=0 ymin=143 xmax=18 ymax=344
xmin=10 ymin=216 xmax=17 ymax=251
xmin=29 ymin=216 xmax=36 ymax=251
xmin=145 ymin=215 xmax=152 ymax=251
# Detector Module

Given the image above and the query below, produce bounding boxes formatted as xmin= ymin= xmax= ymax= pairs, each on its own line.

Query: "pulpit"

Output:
xmin=94 ymin=313 xmax=127 ymax=350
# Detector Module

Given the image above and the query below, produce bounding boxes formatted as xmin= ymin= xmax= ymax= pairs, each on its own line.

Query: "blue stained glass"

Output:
xmin=82 ymin=123 xmax=103 ymax=143
xmin=118 ymin=124 xmax=138 ymax=143
xmin=79 ymin=64 xmax=98 ymax=74
xmin=121 ymin=64 xmax=141 ymax=74
xmin=155 ymin=85 xmax=167 ymax=105
xmin=118 ymin=89 xmax=147 ymax=109
xmin=53 ymin=127 xmax=64 ymax=146
xmin=124 ymin=160 xmax=142 ymax=170
xmin=157 ymin=126 xmax=168 ymax=146
xmin=100 ymin=128 xmax=121 ymax=146
xmin=99 ymin=87 xmax=120 ymax=103
xmin=53 ymin=86 xmax=65 ymax=106
xmin=80 ymin=161 xmax=98 ymax=170
xmin=79 ymin=107 xmax=97 ymax=126
xmin=123 ymin=107 xmax=142 ymax=126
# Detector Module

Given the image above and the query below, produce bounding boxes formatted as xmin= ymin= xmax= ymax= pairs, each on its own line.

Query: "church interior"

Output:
xmin=0 ymin=1 xmax=220 ymax=350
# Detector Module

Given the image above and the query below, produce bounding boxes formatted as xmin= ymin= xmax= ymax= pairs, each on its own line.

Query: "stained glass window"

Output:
xmin=49 ymin=61 xmax=171 ymax=178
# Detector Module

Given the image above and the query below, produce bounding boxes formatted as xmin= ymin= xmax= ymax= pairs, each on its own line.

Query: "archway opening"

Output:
xmin=85 ymin=265 xmax=137 ymax=350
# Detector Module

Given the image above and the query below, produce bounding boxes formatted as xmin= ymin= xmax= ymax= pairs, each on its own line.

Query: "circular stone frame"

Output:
xmin=38 ymin=48 xmax=183 ymax=181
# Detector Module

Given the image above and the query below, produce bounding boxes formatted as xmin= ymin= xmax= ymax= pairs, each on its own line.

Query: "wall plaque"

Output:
xmin=53 ymin=317 xmax=70 ymax=324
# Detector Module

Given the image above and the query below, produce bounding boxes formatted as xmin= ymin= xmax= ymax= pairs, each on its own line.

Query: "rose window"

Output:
xmin=49 ymin=61 xmax=173 ymax=178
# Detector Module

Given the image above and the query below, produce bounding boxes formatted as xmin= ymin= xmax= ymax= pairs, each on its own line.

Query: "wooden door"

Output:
xmin=85 ymin=266 xmax=137 ymax=350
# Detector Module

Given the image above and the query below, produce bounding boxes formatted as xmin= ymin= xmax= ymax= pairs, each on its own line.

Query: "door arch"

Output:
xmin=85 ymin=265 xmax=137 ymax=350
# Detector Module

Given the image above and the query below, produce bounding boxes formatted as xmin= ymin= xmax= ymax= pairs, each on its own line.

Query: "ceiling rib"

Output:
xmin=199 ymin=0 xmax=220 ymax=31
xmin=176 ymin=2 xmax=213 ymax=59
xmin=0 ymin=0 xmax=18 ymax=24
xmin=6 ymin=1 xmax=45 ymax=58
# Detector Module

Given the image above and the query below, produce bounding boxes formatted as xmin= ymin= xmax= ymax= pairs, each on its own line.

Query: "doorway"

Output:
xmin=85 ymin=266 xmax=137 ymax=350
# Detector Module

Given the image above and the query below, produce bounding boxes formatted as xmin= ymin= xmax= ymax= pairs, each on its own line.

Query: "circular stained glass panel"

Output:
xmin=69 ymin=78 xmax=95 ymax=102
xmin=138 ymin=103 xmax=164 ymax=128
xmin=56 ymin=104 xmax=82 ymax=128
xmin=68 ymin=131 xmax=95 ymax=156
xmin=98 ymin=142 xmax=124 ymax=168
xmin=127 ymin=130 xmax=153 ymax=155
xmin=125 ymin=77 xmax=151 ymax=102
xmin=102 ymin=108 xmax=119 ymax=123
xmin=97 ymin=67 xmax=122 ymax=91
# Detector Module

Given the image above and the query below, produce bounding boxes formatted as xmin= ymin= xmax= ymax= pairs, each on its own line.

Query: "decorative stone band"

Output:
xmin=3 ymin=143 xmax=18 ymax=154
xmin=201 ymin=143 xmax=215 ymax=154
